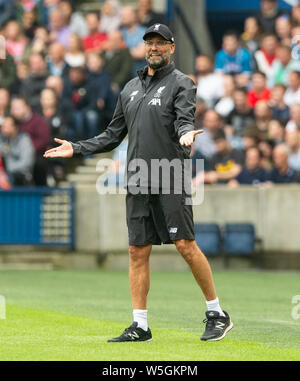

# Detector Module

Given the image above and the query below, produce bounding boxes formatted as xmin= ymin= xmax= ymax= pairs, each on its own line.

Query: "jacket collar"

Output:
xmin=138 ymin=61 xmax=175 ymax=81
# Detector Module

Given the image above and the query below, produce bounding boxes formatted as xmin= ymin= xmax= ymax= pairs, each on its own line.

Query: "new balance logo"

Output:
xmin=128 ymin=331 xmax=140 ymax=339
xmin=215 ymin=321 xmax=225 ymax=330
xmin=154 ymin=24 xmax=161 ymax=31
xmin=148 ymin=98 xmax=161 ymax=106
xmin=169 ymin=227 xmax=178 ymax=233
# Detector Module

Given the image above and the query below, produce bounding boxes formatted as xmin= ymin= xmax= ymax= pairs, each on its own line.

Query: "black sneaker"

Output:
xmin=201 ymin=310 xmax=233 ymax=341
xmin=107 ymin=322 xmax=152 ymax=342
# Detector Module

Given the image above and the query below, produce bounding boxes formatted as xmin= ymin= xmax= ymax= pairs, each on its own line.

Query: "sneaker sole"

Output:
xmin=107 ymin=338 xmax=153 ymax=343
xmin=201 ymin=321 xmax=234 ymax=342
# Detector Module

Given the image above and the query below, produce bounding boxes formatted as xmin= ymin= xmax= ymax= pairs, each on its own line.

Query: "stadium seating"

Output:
xmin=194 ymin=223 xmax=221 ymax=256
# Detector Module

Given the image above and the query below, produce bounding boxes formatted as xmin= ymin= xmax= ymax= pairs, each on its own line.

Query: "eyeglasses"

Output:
xmin=144 ymin=40 xmax=172 ymax=48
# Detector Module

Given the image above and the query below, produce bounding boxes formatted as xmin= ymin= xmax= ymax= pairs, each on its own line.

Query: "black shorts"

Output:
xmin=126 ymin=192 xmax=195 ymax=246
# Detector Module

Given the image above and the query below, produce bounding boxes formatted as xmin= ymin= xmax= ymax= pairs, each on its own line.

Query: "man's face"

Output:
xmin=145 ymin=35 xmax=175 ymax=70
xmin=233 ymin=90 xmax=247 ymax=108
xmin=223 ymin=36 xmax=239 ymax=55
xmin=86 ymin=14 xmax=99 ymax=33
xmin=203 ymin=110 xmax=221 ymax=130
xmin=215 ymin=138 xmax=227 ymax=154
xmin=289 ymin=72 xmax=300 ymax=89
xmin=252 ymin=74 xmax=266 ymax=91
xmin=273 ymin=146 xmax=288 ymax=169
xmin=195 ymin=56 xmax=212 ymax=75
xmin=261 ymin=0 xmax=277 ymax=13
xmin=10 ymin=99 xmax=29 ymax=121
xmin=1 ymin=117 xmax=16 ymax=138
xmin=246 ymin=148 xmax=260 ymax=170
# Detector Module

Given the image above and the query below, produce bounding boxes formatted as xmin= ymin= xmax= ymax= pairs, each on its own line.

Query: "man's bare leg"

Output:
xmin=129 ymin=244 xmax=152 ymax=309
xmin=174 ymin=239 xmax=216 ymax=301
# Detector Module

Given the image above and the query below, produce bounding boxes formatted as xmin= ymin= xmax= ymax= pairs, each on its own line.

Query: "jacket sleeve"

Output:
xmin=71 ymin=95 xmax=127 ymax=155
xmin=173 ymin=75 xmax=196 ymax=140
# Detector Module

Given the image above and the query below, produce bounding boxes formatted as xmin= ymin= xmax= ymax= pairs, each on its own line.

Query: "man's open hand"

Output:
xmin=179 ymin=130 xmax=204 ymax=146
xmin=43 ymin=138 xmax=74 ymax=158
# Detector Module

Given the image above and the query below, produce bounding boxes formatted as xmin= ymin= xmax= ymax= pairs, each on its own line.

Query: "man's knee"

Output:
xmin=174 ymin=239 xmax=197 ymax=261
xmin=129 ymin=245 xmax=151 ymax=263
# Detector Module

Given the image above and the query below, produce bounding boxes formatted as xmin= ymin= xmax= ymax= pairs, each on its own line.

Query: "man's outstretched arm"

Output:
xmin=44 ymin=96 xmax=127 ymax=158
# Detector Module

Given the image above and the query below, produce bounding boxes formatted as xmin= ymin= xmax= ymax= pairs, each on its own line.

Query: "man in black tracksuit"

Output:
xmin=44 ymin=24 xmax=233 ymax=343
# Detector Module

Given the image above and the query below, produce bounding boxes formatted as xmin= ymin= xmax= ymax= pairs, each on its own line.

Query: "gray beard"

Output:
xmin=146 ymin=56 xmax=169 ymax=70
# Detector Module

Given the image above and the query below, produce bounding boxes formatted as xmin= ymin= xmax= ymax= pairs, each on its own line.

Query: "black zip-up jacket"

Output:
xmin=71 ymin=62 xmax=196 ymax=191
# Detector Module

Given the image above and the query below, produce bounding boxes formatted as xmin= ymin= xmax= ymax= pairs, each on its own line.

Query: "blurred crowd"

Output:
xmin=0 ymin=0 xmax=167 ymax=188
xmin=1 ymin=0 xmax=300 ymax=190
xmin=191 ymin=0 xmax=300 ymax=187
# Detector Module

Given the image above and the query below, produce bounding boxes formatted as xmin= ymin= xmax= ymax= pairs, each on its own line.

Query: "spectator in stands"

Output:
xmin=225 ymin=88 xmax=255 ymax=149
xmin=16 ymin=0 xmax=44 ymax=26
xmin=242 ymin=127 xmax=260 ymax=151
xmin=10 ymin=60 xmax=30 ymax=96
xmin=0 ymin=116 xmax=34 ymax=186
xmin=62 ymin=66 xmax=102 ymax=141
xmin=24 ymin=25 xmax=50 ymax=60
xmin=268 ymin=45 xmax=300 ymax=88
xmin=48 ymin=7 xmax=72 ymax=49
xmin=100 ymin=0 xmax=122 ymax=34
xmin=247 ymin=71 xmax=271 ymax=108
xmin=205 ymin=129 xmax=244 ymax=185
xmin=0 ymin=52 xmax=16 ymax=91
xmin=59 ymin=0 xmax=88 ymax=38
xmin=254 ymin=100 xmax=272 ymax=140
xmin=20 ymin=52 xmax=49 ymax=112
xmin=228 ymin=147 xmax=267 ymax=187
xmin=86 ymin=52 xmax=113 ymax=130
xmin=45 ymin=75 xmax=64 ymax=99
xmin=102 ymin=29 xmax=133 ymax=93
xmin=284 ymin=71 xmax=300 ymax=107
xmin=269 ymin=83 xmax=290 ymax=123
xmin=195 ymin=54 xmax=224 ymax=109
xmin=286 ymin=103 xmax=300 ymax=132
xmin=215 ymin=30 xmax=252 ymax=78
xmin=10 ymin=96 xmax=51 ymax=186
xmin=82 ymin=11 xmax=108 ymax=53
xmin=286 ymin=130 xmax=300 ymax=171
xmin=22 ymin=10 xmax=39 ymax=41
xmin=137 ymin=0 xmax=168 ymax=28
xmin=214 ymin=75 xmax=235 ymax=118
xmin=64 ymin=34 xmax=85 ymax=68
xmin=275 ymin=14 xmax=291 ymax=46
xmin=40 ymin=87 xmax=66 ymax=141
xmin=40 ymin=0 xmax=61 ymax=26
xmin=240 ymin=16 xmax=262 ymax=55
xmin=260 ymin=140 xmax=274 ymax=170
xmin=120 ymin=5 xmax=146 ymax=75
xmin=256 ymin=0 xmax=283 ymax=34
xmin=268 ymin=119 xmax=285 ymax=145
xmin=267 ymin=143 xmax=300 ymax=183
xmin=0 ymin=88 xmax=10 ymax=125
xmin=40 ymin=87 xmax=66 ymax=183
xmin=193 ymin=109 xmax=223 ymax=166
xmin=4 ymin=20 xmax=28 ymax=63
xmin=253 ymin=34 xmax=277 ymax=78
xmin=292 ymin=4 xmax=300 ymax=25
xmin=47 ymin=42 xmax=69 ymax=78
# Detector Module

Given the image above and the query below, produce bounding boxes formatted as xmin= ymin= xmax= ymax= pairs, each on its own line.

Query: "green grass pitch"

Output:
xmin=0 ymin=269 xmax=299 ymax=361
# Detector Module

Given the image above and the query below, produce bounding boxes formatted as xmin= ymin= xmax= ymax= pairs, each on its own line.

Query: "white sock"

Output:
xmin=206 ymin=297 xmax=225 ymax=317
xmin=133 ymin=309 xmax=148 ymax=331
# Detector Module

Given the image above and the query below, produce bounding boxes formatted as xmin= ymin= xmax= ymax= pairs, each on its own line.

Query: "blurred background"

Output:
xmin=1 ymin=0 xmax=300 ymax=272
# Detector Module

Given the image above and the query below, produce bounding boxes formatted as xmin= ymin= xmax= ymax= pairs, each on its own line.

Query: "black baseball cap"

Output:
xmin=143 ymin=24 xmax=175 ymax=43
